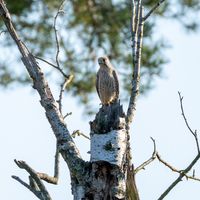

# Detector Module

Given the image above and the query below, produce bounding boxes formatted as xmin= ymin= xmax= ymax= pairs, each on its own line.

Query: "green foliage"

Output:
xmin=0 ymin=0 xmax=199 ymax=111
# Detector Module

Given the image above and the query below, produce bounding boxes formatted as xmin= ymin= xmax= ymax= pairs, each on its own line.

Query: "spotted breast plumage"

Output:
xmin=96 ymin=56 xmax=119 ymax=105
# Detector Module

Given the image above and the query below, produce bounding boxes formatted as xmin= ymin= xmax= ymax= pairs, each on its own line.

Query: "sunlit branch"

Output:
xmin=71 ymin=130 xmax=90 ymax=140
xmin=37 ymin=142 xmax=60 ymax=185
xmin=0 ymin=0 xmax=85 ymax=187
xmin=157 ymin=153 xmax=200 ymax=181
xmin=64 ymin=112 xmax=72 ymax=119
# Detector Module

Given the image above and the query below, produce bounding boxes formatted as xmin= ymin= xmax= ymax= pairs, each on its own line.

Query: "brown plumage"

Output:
xmin=96 ymin=56 xmax=119 ymax=105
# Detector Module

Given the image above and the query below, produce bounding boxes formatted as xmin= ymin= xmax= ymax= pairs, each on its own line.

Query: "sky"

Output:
xmin=1 ymin=8 xmax=200 ymax=200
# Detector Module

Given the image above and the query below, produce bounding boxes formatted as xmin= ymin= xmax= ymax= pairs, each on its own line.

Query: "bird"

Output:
xmin=96 ymin=56 xmax=119 ymax=105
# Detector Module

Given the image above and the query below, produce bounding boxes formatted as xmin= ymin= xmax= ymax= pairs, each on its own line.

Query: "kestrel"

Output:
xmin=96 ymin=56 xmax=119 ymax=105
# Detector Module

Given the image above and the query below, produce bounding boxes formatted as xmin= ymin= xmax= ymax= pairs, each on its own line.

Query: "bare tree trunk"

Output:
xmin=86 ymin=102 xmax=139 ymax=199
xmin=89 ymin=102 xmax=126 ymax=199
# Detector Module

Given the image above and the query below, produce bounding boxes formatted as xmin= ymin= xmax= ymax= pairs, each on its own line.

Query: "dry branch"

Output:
xmin=53 ymin=0 xmax=65 ymax=68
xmin=156 ymin=153 xmax=200 ymax=181
xmin=157 ymin=93 xmax=200 ymax=199
xmin=178 ymin=92 xmax=200 ymax=153
xmin=36 ymin=142 xmax=60 ymax=185
xmin=13 ymin=160 xmax=52 ymax=200
xmin=134 ymin=137 xmax=157 ymax=174
xmin=0 ymin=1 xmax=86 ymax=195
xmin=71 ymin=130 xmax=90 ymax=140
xmin=57 ymin=75 xmax=73 ymax=113
xmin=143 ymin=0 xmax=166 ymax=21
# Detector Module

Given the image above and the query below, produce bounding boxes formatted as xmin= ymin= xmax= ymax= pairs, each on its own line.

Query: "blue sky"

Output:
xmin=1 ymin=11 xmax=200 ymax=200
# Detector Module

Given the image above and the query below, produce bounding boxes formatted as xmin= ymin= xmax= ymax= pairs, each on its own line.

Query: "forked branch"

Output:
xmin=37 ymin=142 xmax=60 ymax=184
xmin=157 ymin=153 xmax=200 ymax=181
xmin=0 ymin=0 xmax=85 ymax=191
xmin=157 ymin=93 xmax=200 ymax=200
xmin=57 ymin=75 xmax=73 ymax=113
xmin=134 ymin=137 xmax=157 ymax=174
xmin=12 ymin=160 xmax=52 ymax=200
xmin=126 ymin=0 xmax=166 ymax=127
xmin=126 ymin=0 xmax=144 ymax=128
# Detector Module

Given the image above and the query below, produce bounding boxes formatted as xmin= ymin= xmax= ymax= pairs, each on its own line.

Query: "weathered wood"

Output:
xmin=90 ymin=129 xmax=127 ymax=166
xmin=85 ymin=161 xmax=127 ymax=199
xmin=90 ymin=101 xmax=125 ymax=134
xmin=87 ymin=101 xmax=128 ymax=199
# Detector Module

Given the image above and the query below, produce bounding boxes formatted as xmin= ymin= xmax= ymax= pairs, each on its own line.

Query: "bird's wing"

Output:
xmin=96 ymin=70 xmax=100 ymax=98
xmin=113 ymin=69 xmax=119 ymax=99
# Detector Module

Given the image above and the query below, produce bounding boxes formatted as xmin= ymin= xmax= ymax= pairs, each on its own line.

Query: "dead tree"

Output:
xmin=1 ymin=0 xmax=200 ymax=199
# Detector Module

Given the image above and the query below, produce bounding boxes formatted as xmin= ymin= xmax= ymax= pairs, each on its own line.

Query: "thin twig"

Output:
xmin=35 ymin=56 xmax=68 ymax=78
xmin=37 ymin=147 xmax=59 ymax=184
xmin=12 ymin=176 xmax=42 ymax=199
xmin=135 ymin=137 xmax=157 ymax=174
xmin=157 ymin=153 xmax=200 ymax=200
xmin=157 ymin=93 xmax=200 ymax=199
xmin=0 ymin=0 xmax=85 ymax=192
xmin=53 ymin=0 xmax=65 ymax=68
xmin=64 ymin=112 xmax=72 ymax=119
xmin=156 ymin=153 xmax=200 ymax=181
xmin=35 ymin=1 xmax=68 ymax=79
xmin=143 ymin=0 xmax=166 ymax=22
xmin=71 ymin=130 xmax=90 ymax=140
xmin=29 ymin=176 xmax=40 ymax=191
xmin=36 ymin=142 xmax=60 ymax=184
xmin=178 ymin=91 xmax=200 ymax=153
xmin=36 ymin=173 xmax=58 ymax=185
xmin=14 ymin=160 xmax=52 ymax=200
xmin=57 ymin=75 xmax=73 ymax=113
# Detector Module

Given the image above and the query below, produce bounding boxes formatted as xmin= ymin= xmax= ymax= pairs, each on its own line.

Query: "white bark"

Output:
xmin=91 ymin=128 xmax=127 ymax=167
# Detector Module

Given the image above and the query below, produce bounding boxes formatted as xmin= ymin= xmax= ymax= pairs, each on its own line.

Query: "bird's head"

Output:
xmin=98 ymin=56 xmax=111 ymax=68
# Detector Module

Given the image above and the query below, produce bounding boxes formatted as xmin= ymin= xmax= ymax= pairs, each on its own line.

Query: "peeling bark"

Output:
xmin=84 ymin=101 xmax=134 ymax=199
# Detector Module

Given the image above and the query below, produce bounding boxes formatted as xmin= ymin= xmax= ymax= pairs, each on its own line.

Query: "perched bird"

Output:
xmin=96 ymin=56 xmax=119 ymax=105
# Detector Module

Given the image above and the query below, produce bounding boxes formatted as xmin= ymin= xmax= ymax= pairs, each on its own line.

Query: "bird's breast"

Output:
xmin=97 ymin=69 xmax=117 ymax=105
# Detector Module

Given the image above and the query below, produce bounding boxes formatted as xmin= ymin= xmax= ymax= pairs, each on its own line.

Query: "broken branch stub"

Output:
xmin=90 ymin=101 xmax=126 ymax=166
xmin=88 ymin=101 xmax=128 ymax=199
